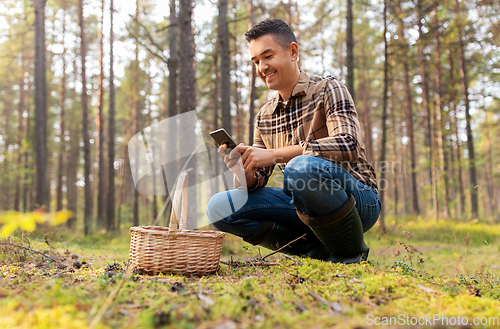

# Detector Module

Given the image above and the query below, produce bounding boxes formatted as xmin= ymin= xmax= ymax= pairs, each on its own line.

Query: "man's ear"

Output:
xmin=289 ymin=42 xmax=299 ymax=61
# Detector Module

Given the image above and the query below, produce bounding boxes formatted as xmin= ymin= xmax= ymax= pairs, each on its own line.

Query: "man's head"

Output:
xmin=246 ymin=19 xmax=300 ymax=101
xmin=244 ymin=18 xmax=297 ymax=50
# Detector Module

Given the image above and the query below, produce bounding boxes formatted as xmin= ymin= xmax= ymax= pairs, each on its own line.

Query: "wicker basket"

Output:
xmin=129 ymin=172 xmax=225 ymax=276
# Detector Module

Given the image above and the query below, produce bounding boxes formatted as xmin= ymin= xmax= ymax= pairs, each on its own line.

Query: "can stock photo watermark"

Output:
xmin=365 ymin=313 xmax=499 ymax=326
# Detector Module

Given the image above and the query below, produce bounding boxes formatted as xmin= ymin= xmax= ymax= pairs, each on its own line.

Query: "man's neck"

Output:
xmin=278 ymin=69 xmax=301 ymax=102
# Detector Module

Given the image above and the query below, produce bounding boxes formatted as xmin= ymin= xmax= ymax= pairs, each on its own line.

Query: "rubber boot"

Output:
xmin=296 ymin=194 xmax=369 ymax=264
xmin=243 ymin=221 xmax=329 ymax=259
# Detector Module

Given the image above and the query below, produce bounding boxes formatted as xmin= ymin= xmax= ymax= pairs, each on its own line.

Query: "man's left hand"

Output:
xmin=235 ymin=144 xmax=277 ymax=173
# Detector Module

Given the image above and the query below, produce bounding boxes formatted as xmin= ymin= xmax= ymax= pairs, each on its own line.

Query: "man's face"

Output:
xmin=249 ymin=34 xmax=298 ymax=96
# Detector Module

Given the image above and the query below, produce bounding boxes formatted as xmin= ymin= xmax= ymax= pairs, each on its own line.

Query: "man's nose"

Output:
xmin=258 ymin=61 xmax=269 ymax=73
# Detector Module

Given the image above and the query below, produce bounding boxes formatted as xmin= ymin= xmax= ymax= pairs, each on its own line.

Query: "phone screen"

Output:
xmin=210 ymin=128 xmax=237 ymax=149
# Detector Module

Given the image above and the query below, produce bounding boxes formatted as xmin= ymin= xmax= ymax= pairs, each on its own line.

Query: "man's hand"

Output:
xmin=237 ymin=145 xmax=277 ymax=173
xmin=218 ymin=143 xmax=255 ymax=186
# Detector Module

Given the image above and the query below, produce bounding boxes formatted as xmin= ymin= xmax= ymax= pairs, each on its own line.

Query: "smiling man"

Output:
xmin=206 ymin=18 xmax=380 ymax=263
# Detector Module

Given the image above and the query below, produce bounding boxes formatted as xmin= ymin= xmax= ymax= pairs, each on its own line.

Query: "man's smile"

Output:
xmin=264 ymin=71 xmax=276 ymax=81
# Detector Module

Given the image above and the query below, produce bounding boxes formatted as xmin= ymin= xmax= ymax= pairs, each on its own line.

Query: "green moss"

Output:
xmin=2 ymin=219 xmax=500 ymax=328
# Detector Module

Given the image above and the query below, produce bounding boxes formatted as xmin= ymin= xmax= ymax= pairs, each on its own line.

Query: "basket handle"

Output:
xmin=169 ymin=171 xmax=188 ymax=234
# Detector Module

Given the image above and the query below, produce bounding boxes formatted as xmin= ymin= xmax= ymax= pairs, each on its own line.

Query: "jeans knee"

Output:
xmin=206 ymin=191 xmax=227 ymax=226
xmin=284 ymin=155 xmax=317 ymax=194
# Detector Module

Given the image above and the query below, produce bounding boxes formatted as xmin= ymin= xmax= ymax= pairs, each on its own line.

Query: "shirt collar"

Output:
xmin=269 ymin=71 xmax=311 ymax=113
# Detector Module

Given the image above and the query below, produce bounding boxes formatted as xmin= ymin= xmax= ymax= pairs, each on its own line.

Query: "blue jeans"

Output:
xmin=206 ymin=155 xmax=381 ymax=238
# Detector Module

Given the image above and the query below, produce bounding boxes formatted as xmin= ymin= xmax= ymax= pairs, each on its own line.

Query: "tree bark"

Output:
xmin=247 ymin=0 xmax=256 ymax=145
xmin=448 ymin=46 xmax=466 ymax=216
xmin=346 ymin=0 xmax=354 ymax=100
xmin=433 ymin=6 xmax=450 ymax=219
xmin=416 ymin=0 xmax=433 ymax=213
xmin=455 ymin=0 xmax=478 ymax=218
xmin=133 ymin=0 xmax=140 ymax=227
xmin=218 ymin=0 xmax=231 ymax=135
xmin=97 ymin=0 xmax=107 ymax=227
xmin=34 ymin=0 xmax=48 ymax=210
xmin=23 ymin=76 xmax=32 ymax=212
xmin=378 ymin=0 xmax=388 ymax=231
xmin=106 ymin=0 xmax=116 ymax=231
xmin=396 ymin=0 xmax=419 ymax=215
xmin=179 ymin=0 xmax=197 ymax=226
xmin=14 ymin=37 xmax=26 ymax=211
xmin=79 ymin=0 xmax=92 ymax=234
xmin=66 ymin=56 xmax=79 ymax=229
xmin=234 ymin=38 xmax=244 ymax=143
xmin=168 ymin=0 xmax=178 ymax=120
xmin=56 ymin=2 xmax=66 ymax=212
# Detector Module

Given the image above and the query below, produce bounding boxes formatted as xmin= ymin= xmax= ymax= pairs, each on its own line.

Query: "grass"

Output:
xmin=1 ymin=217 xmax=500 ymax=329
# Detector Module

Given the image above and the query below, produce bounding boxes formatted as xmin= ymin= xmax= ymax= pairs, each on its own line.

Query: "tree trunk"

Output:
xmin=66 ymin=57 xmax=79 ymax=229
xmin=247 ymin=0 xmax=256 ymax=145
xmin=106 ymin=0 xmax=116 ymax=231
xmin=164 ymin=0 xmax=179 ymax=224
xmin=96 ymin=0 xmax=106 ymax=227
xmin=218 ymin=0 xmax=231 ymax=135
xmin=396 ymin=0 xmax=419 ymax=215
xmin=346 ymin=0 xmax=354 ymax=99
xmin=79 ymin=0 xmax=92 ymax=234
xmin=448 ymin=46 xmax=466 ymax=216
xmin=416 ymin=0 xmax=433 ymax=214
xmin=378 ymin=0 xmax=388 ymax=231
xmin=359 ymin=44 xmax=373 ymax=162
xmin=23 ymin=76 xmax=32 ymax=212
xmin=433 ymin=6 xmax=450 ymax=219
xmin=483 ymin=99 xmax=497 ymax=220
xmin=179 ymin=0 xmax=197 ymax=226
xmin=390 ymin=75 xmax=399 ymax=220
xmin=56 ymin=3 xmax=66 ymax=212
xmin=34 ymin=0 xmax=48 ymax=210
xmin=14 ymin=38 xmax=26 ymax=211
xmin=234 ymin=39 xmax=244 ymax=143
xmin=212 ymin=34 xmax=220 ymax=195
xmin=168 ymin=0 xmax=178 ymax=120
xmin=455 ymin=0 xmax=478 ymax=218
xmin=133 ymin=0 xmax=140 ymax=227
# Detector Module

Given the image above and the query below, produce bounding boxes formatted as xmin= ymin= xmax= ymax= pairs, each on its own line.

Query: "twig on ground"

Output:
xmin=219 ymin=259 xmax=280 ymax=267
xmin=89 ymin=265 xmax=131 ymax=328
xmin=281 ymin=254 xmax=303 ymax=266
xmin=293 ymin=300 xmax=307 ymax=312
xmin=308 ymin=291 xmax=343 ymax=313
xmin=246 ymin=254 xmax=264 ymax=276
xmin=262 ymin=233 xmax=307 ymax=261
xmin=0 ymin=242 xmax=62 ymax=263
xmin=44 ymin=234 xmax=55 ymax=250
xmin=345 ymin=283 xmax=358 ymax=293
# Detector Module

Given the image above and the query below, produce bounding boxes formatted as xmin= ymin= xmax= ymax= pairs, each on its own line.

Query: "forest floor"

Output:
xmin=1 ymin=217 xmax=500 ymax=329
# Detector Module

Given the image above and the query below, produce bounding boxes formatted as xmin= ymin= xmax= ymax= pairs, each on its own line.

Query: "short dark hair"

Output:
xmin=244 ymin=18 xmax=297 ymax=49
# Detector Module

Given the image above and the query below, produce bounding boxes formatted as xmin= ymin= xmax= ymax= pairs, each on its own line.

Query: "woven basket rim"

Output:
xmin=130 ymin=225 xmax=225 ymax=239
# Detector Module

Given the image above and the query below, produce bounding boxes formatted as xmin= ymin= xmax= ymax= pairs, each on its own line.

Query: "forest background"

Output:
xmin=1 ymin=0 xmax=500 ymax=233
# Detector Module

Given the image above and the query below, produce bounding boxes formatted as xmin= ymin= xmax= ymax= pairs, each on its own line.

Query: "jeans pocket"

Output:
xmin=360 ymin=199 xmax=381 ymax=232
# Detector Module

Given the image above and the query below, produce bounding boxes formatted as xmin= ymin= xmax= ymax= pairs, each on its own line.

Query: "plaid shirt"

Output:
xmin=247 ymin=71 xmax=377 ymax=191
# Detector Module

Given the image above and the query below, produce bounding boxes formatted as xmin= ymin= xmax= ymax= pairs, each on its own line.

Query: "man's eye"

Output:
xmin=266 ymin=55 xmax=272 ymax=59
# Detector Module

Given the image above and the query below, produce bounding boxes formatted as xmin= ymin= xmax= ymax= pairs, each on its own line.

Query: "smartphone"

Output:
xmin=210 ymin=128 xmax=237 ymax=150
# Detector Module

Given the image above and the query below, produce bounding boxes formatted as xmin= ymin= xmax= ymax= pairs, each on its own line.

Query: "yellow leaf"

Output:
xmin=20 ymin=217 xmax=36 ymax=231
xmin=0 ymin=222 xmax=18 ymax=238
xmin=49 ymin=210 xmax=72 ymax=226
xmin=32 ymin=212 xmax=45 ymax=224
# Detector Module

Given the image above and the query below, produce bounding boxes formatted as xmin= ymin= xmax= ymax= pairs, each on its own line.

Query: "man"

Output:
xmin=206 ymin=19 xmax=380 ymax=263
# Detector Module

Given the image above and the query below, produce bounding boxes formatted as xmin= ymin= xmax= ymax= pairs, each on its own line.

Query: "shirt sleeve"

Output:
xmin=247 ymin=118 xmax=274 ymax=191
xmin=300 ymin=78 xmax=361 ymax=163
